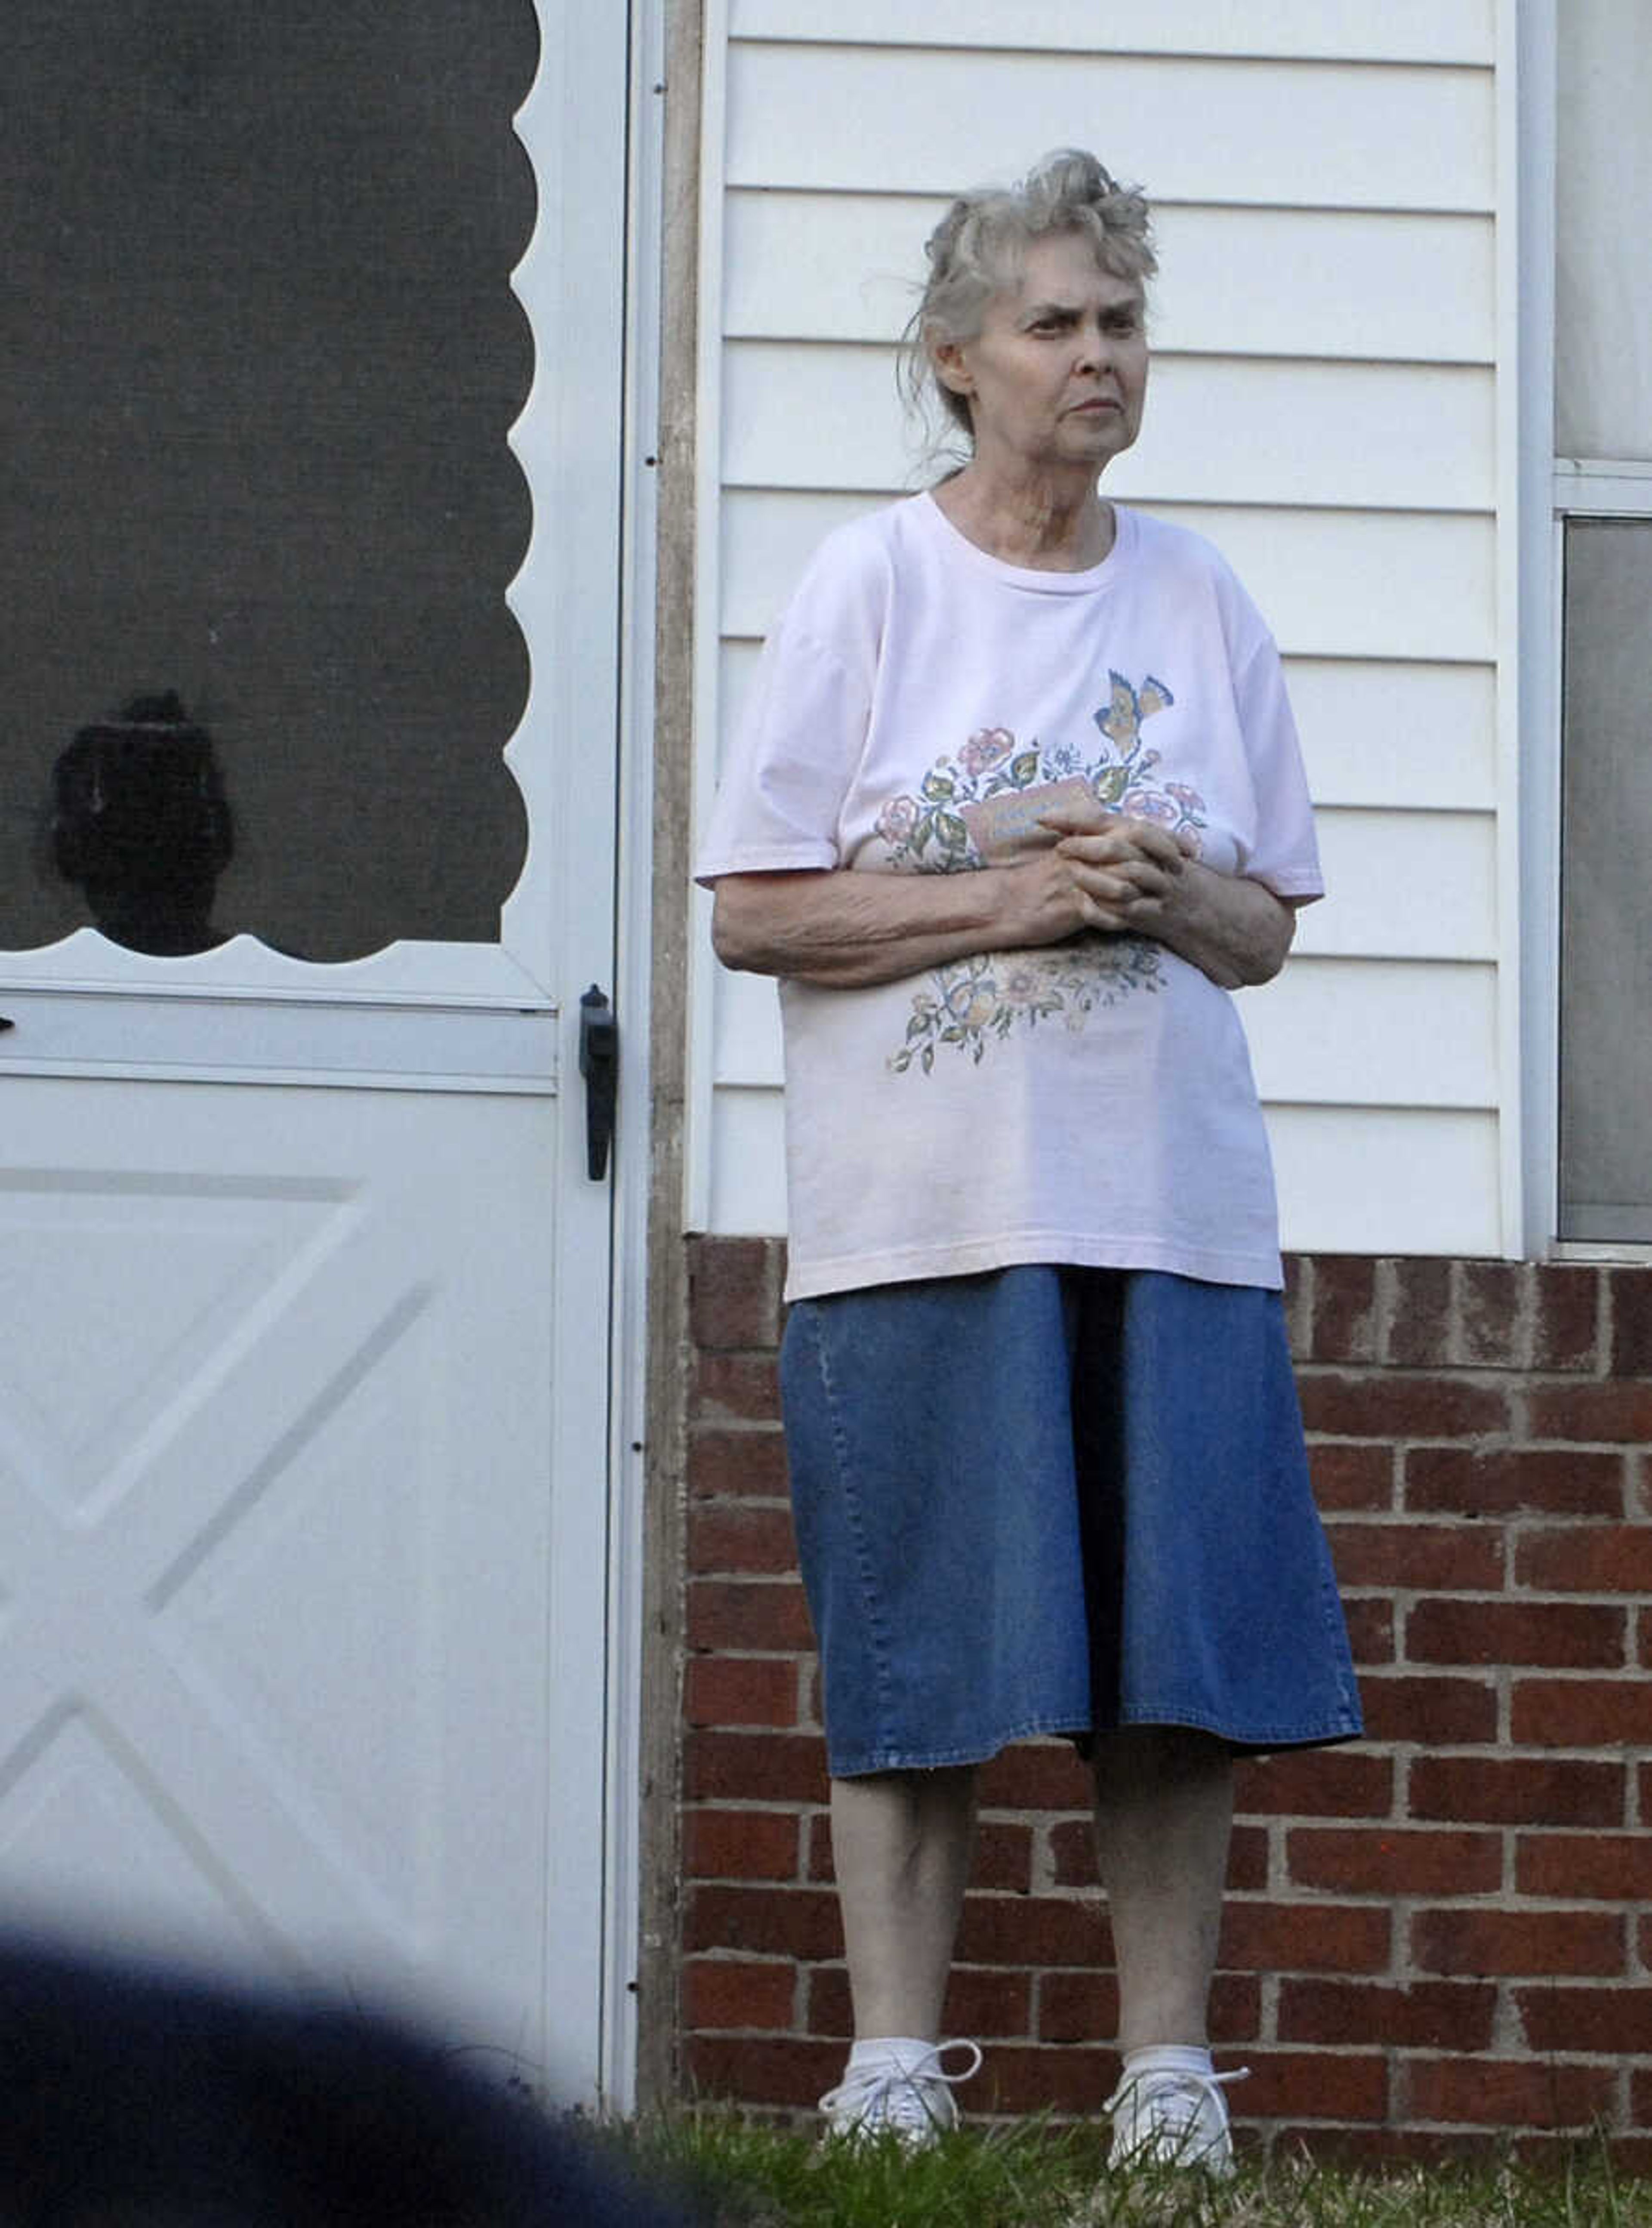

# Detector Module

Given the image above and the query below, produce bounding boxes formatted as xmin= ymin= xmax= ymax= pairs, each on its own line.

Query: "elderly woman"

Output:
xmin=696 ymin=151 xmax=1360 ymax=2175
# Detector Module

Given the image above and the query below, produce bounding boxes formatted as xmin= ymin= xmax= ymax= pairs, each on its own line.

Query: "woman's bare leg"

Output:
xmin=831 ymin=1766 xmax=978 ymax=2040
xmin=1090 ymin=1726 xmax=1234 ymax=2055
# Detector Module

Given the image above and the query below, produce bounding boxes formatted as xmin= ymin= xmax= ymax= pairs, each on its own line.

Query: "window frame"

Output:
xmin=1519 ymin=0 xmax=1652 ymax=1259
xmin=1548 ymin=465 xmax=1652 ymax=1257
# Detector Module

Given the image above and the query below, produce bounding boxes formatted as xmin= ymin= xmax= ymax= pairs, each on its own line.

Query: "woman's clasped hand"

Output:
xmin=1036 ymin=803 xmax=1299 ymax=988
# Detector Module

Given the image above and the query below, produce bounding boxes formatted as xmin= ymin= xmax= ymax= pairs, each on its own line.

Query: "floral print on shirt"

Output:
xmin=891 ymin=938 xmax=1165 ymax=1073
xmin=872 ymin=670 xmax=1201 ymax=869
xmin=879 ymin=673 xmax=1200 ymax=1073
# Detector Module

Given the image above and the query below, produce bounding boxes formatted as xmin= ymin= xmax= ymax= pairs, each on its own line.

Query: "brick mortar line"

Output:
xmin=682 ymin=2038 xmax=1652 ymax=2074
xmin=1327 ymin=1514 xmax=1652 ymax=1526
xmin=1259 ymin=1895 xmax=1644 ymax=1916
xmin=680 ymin=1790 xmax=826 ymax=1810
xmin=1343 ymin=1584 xmax=1652 ymax=1600
xmin=687 ymin=1496 xmax=795 ymax=1520
xmin=684 ymin=1645 xmax=807 ymax=1655
xmin=681 ymin=1879 xmax=1652 ymax=1912
xmin=695 ymin=1583 xmax=1649 ymax=1603
xmin=687 ymin=1565 xmax=801 ymax=1577
xmin=1378 ymin=1737 xmax=1633 ymax=1754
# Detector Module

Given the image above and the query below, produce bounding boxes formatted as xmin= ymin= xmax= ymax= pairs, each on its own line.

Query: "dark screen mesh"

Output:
xmin=0 ymin=3 xmax=536 ymax=960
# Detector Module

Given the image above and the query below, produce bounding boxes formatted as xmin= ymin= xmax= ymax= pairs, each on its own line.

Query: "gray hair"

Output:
xmin=900 ymin=148 xmax=1156 ymax=453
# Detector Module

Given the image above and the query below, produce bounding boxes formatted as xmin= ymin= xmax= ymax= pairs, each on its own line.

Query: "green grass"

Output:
xmin=603 ymin=2111 xmax=1652 ymax=2228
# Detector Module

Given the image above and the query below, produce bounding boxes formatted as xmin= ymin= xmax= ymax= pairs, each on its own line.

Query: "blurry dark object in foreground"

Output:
xmin=50 ymin=693 xmax=234 ymax=955
xmin=0 ymin=1935 xmax=694 ymax=2225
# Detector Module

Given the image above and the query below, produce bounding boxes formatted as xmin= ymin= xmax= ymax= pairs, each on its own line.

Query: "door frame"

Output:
xmin=597 ymin=0 xmax=665 ymax=2112
xmin=629 ymin=0 xmax=700 ymax=2116
xmin=0 ymin=0 xmax=662 ymax=2114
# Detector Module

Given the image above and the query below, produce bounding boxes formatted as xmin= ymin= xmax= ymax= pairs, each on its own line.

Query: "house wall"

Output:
xmin=690 ymin=0 xmax=1516 ymax=1256
xmin=682 ymin=1237 xmax=1652 ymax=2161
xmin=658 ymin=0 xmax=1652 ymax=2160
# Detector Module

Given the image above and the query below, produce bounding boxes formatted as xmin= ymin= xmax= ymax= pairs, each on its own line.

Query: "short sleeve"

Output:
xmin=1232 ymin=634 xmax=1324 ymax=902
xmin=694 ymin=525 xmax=887 ymax=883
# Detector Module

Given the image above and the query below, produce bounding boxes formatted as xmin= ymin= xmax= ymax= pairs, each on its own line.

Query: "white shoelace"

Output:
xmin=1104 ymin=2061 xmax=1249 ymax=2175
xmin=819 ymin=2037 xmax=984 ymax=2145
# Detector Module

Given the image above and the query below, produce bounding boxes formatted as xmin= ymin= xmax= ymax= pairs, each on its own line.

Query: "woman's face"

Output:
xmin=935 ymin=231 xmax=1148 ymax=479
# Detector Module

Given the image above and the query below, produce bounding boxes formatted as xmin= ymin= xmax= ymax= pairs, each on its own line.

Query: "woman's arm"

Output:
xmin=710 ymin=853 xmax=1103 ymax=989
xmin=711 ymin=811 xmax=1298 ymax=992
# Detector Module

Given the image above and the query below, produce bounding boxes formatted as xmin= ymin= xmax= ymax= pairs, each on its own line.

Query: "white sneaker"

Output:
xmin=818 ymin=2038 xmax=983 ymax=2148
xmin=1104 ymin=2060 xmax=1247 ymax=2178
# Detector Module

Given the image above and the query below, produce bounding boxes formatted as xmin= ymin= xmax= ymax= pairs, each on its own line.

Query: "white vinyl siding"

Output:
xmin=727 ymin=197 xmax=1496 ymax=365
xmin=714 ymin=954 xmax=1500 ymax=1111
xmin=724 ymin=48 xmax=1495 ymax=209
xmin=720 ymin=497 xmax=1497 ymax=662
xmin=727 ymin=1 xmax=1495 ymax=63
xmin=724 ymin=352 xmax=1494 ymax=512
xmin=692 ymin=3 xmax=1509 ymax=1256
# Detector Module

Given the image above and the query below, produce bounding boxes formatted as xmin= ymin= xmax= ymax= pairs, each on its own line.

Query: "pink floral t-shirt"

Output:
xmin=697 ymin=494 xmax=1322 ymax=1302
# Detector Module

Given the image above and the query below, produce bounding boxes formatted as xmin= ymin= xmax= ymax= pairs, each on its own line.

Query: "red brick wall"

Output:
xmin=680 ymin=1238 xmax=1652 ymax=2162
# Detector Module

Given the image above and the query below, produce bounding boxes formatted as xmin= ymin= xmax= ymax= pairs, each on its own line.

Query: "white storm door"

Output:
xmin=0 ymin=3 xmax=630 ymax=2101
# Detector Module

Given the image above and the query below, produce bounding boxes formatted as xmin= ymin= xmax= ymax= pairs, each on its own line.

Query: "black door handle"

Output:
xmin=579 ymin=985 xmax=617 ymax=1181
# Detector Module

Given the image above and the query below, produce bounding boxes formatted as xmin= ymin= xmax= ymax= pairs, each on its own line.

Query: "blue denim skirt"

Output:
xmin=780 ymin=1265 xmax=1362 ymax=1777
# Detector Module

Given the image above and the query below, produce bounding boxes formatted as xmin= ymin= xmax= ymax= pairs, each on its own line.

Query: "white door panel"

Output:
xmin=0 ymin=0 xmax=631 ymax=2102
xmin=0 ymin=1081 xmax=581 ymax=2072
